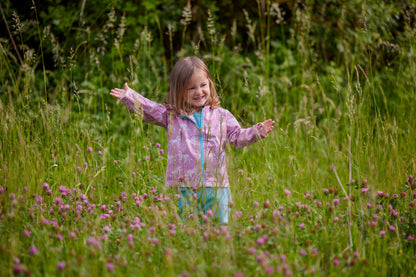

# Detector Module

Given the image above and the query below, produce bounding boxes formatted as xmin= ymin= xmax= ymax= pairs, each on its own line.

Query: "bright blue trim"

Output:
xmin=179 ymin=108 xmax=205 ymax=186
xmin=193 ymin=111 xmax=203 ymax=127
xmin=194 ymin=109 xmax=205 ymax=185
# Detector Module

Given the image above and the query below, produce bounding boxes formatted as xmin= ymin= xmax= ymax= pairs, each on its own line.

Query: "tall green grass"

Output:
xmin=0 ymin=0 xmax=415 ymax=276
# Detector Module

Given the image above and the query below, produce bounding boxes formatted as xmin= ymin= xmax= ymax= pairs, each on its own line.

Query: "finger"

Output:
xmin=125 ymin=83 xmax=129 ymax=90
xmin=264 ymin=120 xmax=272 ymax=127
xmin=110 ymin=90 xmax=121 ymax=98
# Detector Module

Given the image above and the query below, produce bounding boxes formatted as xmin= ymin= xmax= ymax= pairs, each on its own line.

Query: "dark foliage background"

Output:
xmin=0 ymin=0 xmax=415 ymax=132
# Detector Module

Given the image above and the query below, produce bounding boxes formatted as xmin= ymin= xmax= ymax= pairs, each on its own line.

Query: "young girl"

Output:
xmin=110 ymin=56 xmax=274 ymax=224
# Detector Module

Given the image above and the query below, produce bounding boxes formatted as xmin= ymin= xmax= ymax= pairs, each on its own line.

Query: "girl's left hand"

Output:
xmin=110 ymin=83 xmax=130 ymax=99
xmin=258 ymin=119 xmax=275 ymax=137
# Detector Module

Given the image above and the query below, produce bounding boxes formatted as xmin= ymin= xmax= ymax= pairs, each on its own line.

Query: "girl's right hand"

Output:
xmin=110 ymin=83 xmax=129 ymax=99
xmin=258 ymin=119 xmax=275 ymax=137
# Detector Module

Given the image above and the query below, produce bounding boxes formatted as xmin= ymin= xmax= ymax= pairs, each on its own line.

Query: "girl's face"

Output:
xmin=185 ymin=69 xmax=211 ymax=110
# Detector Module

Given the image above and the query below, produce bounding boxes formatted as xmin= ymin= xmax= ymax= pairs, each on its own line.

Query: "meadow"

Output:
xmin=0 ymin=0 xmax=415 ymax=276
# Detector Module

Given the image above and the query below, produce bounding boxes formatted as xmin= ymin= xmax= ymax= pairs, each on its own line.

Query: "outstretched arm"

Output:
xmin=257 ymin=119 xmax=275 ymax=137
xmin=227 ymin=109 xmax=275 ymax=148
xmin=110 ymin=82 xmax=168 ymax=128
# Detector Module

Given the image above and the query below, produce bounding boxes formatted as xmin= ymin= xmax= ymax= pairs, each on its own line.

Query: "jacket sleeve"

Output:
xmin=120 ymin=87 xmax=169 ymax=128
xmin=225 ymin=109 xmax=266 ymax=148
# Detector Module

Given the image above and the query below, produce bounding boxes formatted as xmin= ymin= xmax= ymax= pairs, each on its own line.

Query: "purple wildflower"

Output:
xmin=256 ymin=255 xmax=263 ymax=264
xmin=265 ymin=267 xmax=274 ymax=275
xmin=256 ymin=237 xmax=266 ymax=246
xmin=43 ymin=183 xmax=49 ymax=190
xmin=353 ymin=251 xmax=360 ymax=259
xmin=57 ymin=262 xmax=66 ymax=271
xmin=107 ymin=262 xmax=114 ymax=271
xmin=13 ymin=265 xmax=23 ymax=275
xmin=29 ymin=246 xmax=38 ymax=255
xmin=102 ymin=225 xmax=110 ymax=232
xmin=207 ymin=209 xmax=213 ymax=217
xmin=23 ymin=229 xmax=31 ymax=237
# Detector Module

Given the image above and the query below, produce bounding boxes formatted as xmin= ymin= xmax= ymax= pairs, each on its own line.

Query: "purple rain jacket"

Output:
xmin=121 ymin=87 xmax=267 ymax=188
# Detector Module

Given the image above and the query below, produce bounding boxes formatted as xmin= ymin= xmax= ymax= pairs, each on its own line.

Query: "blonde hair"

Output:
xmin=168 ymin=56 xmax=220 ymax=115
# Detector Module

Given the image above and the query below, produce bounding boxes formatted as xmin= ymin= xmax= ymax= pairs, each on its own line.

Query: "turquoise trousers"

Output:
xmin=177 ymin=187 xmax=231 ymax=225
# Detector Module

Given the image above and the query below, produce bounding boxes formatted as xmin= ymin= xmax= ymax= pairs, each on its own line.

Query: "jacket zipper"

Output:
xmin=180 ymin=108 xmax=205 ymax=186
